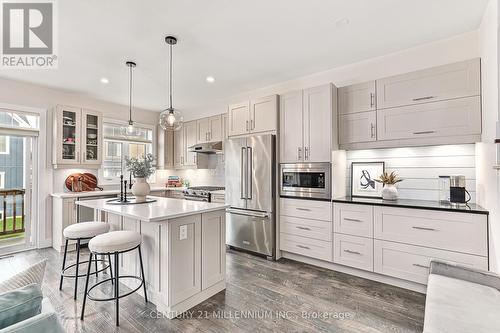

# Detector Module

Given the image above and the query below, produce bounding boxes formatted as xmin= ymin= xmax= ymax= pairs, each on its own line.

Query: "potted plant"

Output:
xmin=376 ymin=171 xmax=403 ymax=201
xmin=125 ymin=153 xmax=155 ymax=203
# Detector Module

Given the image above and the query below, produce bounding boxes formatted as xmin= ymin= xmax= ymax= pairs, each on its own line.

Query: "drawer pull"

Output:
xmin=413 ymin=130 xmax=435 ymax=135
xmin=344 ymin=249 xmax=361 ymax=255
xmin=412 ymin=95 xmax=435 ymax=101
xmin=412 ymin=226 xmax=437 ymax=231
xmin=344 ymin=218 xmax=362 ymax=222
xmin=296 ymin=245 xmax=310 ymax=250
xmin=296 ymin=226 xmax=311 ymax=231
xmin=296 ymin=208 xmax=311 ymax=211
xmin=413 ymin=263 xmax=430 ymax=269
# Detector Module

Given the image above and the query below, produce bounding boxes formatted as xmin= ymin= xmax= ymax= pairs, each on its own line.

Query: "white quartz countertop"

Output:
xmin=75 ymin=196 xmax=229 ymax=222
xmin=51 ymin=186 xmax=187 ymax=199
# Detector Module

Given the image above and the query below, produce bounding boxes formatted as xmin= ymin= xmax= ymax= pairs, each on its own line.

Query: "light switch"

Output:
xmin=179 ymin=225 xmax=188 ymax=240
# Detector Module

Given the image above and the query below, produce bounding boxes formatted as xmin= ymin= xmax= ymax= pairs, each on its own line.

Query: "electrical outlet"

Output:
xmin=179 ymin=225 xmax=188 ymax=240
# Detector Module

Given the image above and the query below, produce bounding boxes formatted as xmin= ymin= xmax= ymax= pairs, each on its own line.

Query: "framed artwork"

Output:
xmin=350 ymin=162 xmax=385 ymax=198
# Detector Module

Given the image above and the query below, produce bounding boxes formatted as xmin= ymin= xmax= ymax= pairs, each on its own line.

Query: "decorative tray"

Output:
xmin=106 ymin=197 xmax=157 ymax=205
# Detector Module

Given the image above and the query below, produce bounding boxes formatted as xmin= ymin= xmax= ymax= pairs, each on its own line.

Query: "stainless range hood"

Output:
xmin=188 ymin=141 xmax=223 ymax=154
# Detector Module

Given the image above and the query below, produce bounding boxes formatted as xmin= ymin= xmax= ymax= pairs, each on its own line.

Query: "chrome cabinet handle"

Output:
xmin=298 ymin=147 xmax=302 ymax=160
xmin=296 ymin=245 xmax=310 ymax=250
xmin=370 ymin=123 xmax=375 ymax=138
xmin=412 ymin=226 xmax=437 ymax=231
xmin=413 ymin=263 xmax=430 ymax=269
xmin=413 ymin=96 xmax=435 ymax=101
xmin=344 ymin=249 xmax=361 ymax=255
xmin=209 ymin=132 xmax=212 ymax=140
xmin=296 ymin=208 xmax=311 ymax=211
xmin=304 ymin=147 xmax=309 ymax=160
xmin=246 ymin=120 xmax=249 ymax=132
xmin=370 ymin=92 xmax=375 ymax=108
xmin=413 ymin=130 xmax=435 ymax=135
xmin=296 ymin=226 xmax=311 ymax=230
xmin=250 ymin=119 xmax=254 ymax=130
xmin=344 ymin=218 xmax=362 ymax=222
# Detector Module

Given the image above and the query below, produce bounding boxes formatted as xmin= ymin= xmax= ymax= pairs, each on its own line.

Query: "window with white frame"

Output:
xmin=0 ymin=136 xmax=9 ymax=154
xmin=0 ymin=172 xmax=5 ymax=189
xmin=99 ymin=121 xmax=154 ymax=184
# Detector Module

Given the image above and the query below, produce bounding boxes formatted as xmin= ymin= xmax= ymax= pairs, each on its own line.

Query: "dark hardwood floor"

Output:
xmin=0 ymin=248 xmax=425 ymax=333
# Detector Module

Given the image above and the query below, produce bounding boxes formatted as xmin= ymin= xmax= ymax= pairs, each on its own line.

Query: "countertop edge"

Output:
xmin=332 ymin=197 xmax=489 ymax=215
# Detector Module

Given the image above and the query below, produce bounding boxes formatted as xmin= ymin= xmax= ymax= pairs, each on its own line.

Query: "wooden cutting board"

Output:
xmin=65 ymin=173 xmax=103 ymax=192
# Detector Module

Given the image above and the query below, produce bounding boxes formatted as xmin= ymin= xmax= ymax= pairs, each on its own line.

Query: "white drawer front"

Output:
xmin=280 ymin=233 xmax=332 ymax=262
xmin=280 ymin=215 xmax=332 ymax=242
xmin=333 ymin=203 xmax=373 ymax=237
xmin=374 ymin=240 xmax=488 ymax=285
xmin=374 ymin=206 xmax=488 ymax=256
xmin=280 ymin=198 xmax=332 ymax=221
xmin=333 ymin=234 xmax=373 ymax=272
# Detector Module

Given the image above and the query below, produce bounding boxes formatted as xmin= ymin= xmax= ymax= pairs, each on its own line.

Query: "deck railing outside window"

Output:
xmin=0 ymin=189 xmax=25 ymax=236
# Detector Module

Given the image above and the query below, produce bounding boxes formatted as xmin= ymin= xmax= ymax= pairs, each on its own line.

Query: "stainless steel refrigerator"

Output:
xmin=225 ymin=134 xmax=275 ymax=259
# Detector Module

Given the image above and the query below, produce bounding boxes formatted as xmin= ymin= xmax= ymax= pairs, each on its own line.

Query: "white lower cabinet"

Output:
xmin=280 ymin=198 xmax=332 ymax=221
xmin=333 ymin=233 xmax=373 ymax=272
xmin=280 ymin=233 xmax=332 ymax=262
xmin=280 ymin=215 xmax=332 ymax=242
xmin=374 ymin=240 xmax=488 ymax=285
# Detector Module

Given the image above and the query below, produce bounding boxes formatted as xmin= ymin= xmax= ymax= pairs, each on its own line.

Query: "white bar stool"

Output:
xmin=60 ymin=221 xmax=112 ymax=300
xmin=80 ymin=230 xmax=147 ymax=326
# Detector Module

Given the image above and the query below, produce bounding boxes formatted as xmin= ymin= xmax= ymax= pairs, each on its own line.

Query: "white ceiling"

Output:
xmin=0 ymin=0 xmax=489 ymax=112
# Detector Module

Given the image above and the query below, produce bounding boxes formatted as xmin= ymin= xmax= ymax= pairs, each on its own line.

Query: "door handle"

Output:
xmin=246 ymin=120 xmax=249 ymax=132
xmin=296 ymin=245 xmax=310 ymax=250
xmin=413 ymin=263 xmax=430 ymax=269
xmin=298 ymin=147 xmax=302 ymax=160
xmin=344 ymin=218 xmax=362 ymax=222
xmin=370 ymin=92 xmax=375 ymax=108
xmin=227 ymin=208 xmax=269 ymax=218
xmin=304 ymin=147 xmax=309 ymax=160
xmin=413 ymin=131 xmax=435 ymax=135
xmin=240 ymin=147 xmax=246 ymax=199
xmin=344 ymin=249 xmax=362 ymax=255
xmin=246 ymin=147 xmax=252 ymax=199
xmin=370 ymin=123 xmax=375 ymax=138
xmin=250 ymin=119 xmax=254 ymax=130
xmin=412 ymin=226 xmax=437 ymax=231
xmin=296 ymin=208 xmax=311 ymax=211
xmin=412 ymin=96 xmax=435 ymax=101
xmin=296 ymin=226 xmax=311 ymax=231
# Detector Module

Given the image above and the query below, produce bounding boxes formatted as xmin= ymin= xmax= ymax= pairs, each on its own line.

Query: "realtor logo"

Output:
xmin=1 ymin=0 xmax=57 ymax=68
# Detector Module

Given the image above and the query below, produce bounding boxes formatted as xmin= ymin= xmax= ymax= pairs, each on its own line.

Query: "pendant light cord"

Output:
xmin=169 ymin=42 xmax=173 ymax=111
xmin=129 ymin=64 xmax=133 ymax=123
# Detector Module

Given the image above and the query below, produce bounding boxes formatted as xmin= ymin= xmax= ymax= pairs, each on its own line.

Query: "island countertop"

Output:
xmin=75 ymin=196 xmax=229 ymax=222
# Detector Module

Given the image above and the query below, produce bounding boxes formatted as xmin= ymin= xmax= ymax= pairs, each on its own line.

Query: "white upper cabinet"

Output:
xmin=280 ymin=90 xmax=304 ymax=163
xmin=338 ymin=81 xmax=376 ymax=114
xmin=81 ymin=109 xmax=103 ymax=165
xmin=376 ymin=58 xmax=480 ymax=109
xmin=377 ymin=96 xmax=481 ymax=141
xmin=173 ymin=127 xmax=184 ymax=168
xmin=339 ymin=111 xmax=377 ymax=145
xmin=196 ymin=118 xmax=210 ymax=143
xmin=184 ymin=120 xmax=198 ymax=167
xmin=250 ymin=95 xmax=278 ymax=134
xmin=228 ymin=101 xmax=250 ymax=136
xmin=303 ymin=84 xmax=333 ymax=162
xmin=228 ymin=95 xmax=278 ymax=137
xmin=280 ymin=84 xmax=335 ymax=163
xmin=197 ymin=115 xmax=223 ymax=143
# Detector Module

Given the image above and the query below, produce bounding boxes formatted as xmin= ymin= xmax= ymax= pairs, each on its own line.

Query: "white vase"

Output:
xmin=382 ymin=184 xmax=398 ymax=200
xmin=132 ymin=177 xmax=150 ymax=203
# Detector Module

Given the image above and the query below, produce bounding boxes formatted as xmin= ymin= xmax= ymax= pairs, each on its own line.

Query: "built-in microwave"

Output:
xmin=280 ymin=163 xmax=331 ymax=200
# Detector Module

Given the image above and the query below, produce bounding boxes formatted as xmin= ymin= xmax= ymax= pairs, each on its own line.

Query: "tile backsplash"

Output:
xmin=154 ymin=155 xmax=225 ymax=187
xmin=345 ymin=144 xmax=476 ymax=202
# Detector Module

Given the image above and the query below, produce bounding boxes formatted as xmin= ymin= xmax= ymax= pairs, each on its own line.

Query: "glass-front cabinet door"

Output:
xmin=55 ymin=105 xmax=81 ymax=165
xmin=82 ymin=109 xmax=102 ymax=165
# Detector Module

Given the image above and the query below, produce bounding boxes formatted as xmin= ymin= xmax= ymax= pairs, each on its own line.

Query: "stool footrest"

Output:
xmin=87 ymin=276 xmax=145 ymax=302
xmin=61 ymin=259 xmax=110 ymax=278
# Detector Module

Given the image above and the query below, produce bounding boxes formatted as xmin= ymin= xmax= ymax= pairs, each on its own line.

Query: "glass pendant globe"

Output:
xmin=126 ymin=122 xmax=135 ymax=135
xmin=159 ymin=109 xmax=183 ymax=131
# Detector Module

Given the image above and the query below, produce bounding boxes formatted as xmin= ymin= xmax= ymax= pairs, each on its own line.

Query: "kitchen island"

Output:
xmin=76 ymin=197 xmax=229 ymax=318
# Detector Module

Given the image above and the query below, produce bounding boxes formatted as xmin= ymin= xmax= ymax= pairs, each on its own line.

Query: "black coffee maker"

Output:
xmin=450 ymin=175 xmax=471 ymax=205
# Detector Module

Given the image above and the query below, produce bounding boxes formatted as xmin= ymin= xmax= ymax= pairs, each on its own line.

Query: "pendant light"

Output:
xmin=159 ymin=36 xmax=183 ymax=131
xmin=125 ymin=61 xmax=137 ymax=135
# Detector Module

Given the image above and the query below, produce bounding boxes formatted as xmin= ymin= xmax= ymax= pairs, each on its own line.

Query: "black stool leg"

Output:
xmin=74 ymin=239 xmax=81 ymax=300
xmin=80 ymin=252 xmax=93 ymax=320
xmin=138 ymin=246 xmax=148 ymax=303
xmin=108 ymin=254 xmax=114 ymax=284
xmin=114 ymin=252 xmax=119 ymax=326
xmin=59 ymin=239 xmax=68 ymax=290
xmin=95 ymin=255 xmax=99 ymax=278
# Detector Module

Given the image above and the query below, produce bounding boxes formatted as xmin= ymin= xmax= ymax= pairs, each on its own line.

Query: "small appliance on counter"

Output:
xmin=438 ymin=175 xmax=471 ymax=205
xmin=166 ymin=175 xmax=183 ymax=187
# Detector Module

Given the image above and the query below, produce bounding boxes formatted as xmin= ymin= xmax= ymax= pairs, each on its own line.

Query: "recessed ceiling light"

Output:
xmin=100 ymin=77 xmax=109 ymax=84
xmin=335 ymin=17 xmax=350 ymax=28
xmin=206 ymin=76 xmax=215 ymax=83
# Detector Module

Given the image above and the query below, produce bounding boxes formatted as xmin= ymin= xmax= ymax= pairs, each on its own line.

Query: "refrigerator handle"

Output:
xmin=240 ymin=147 xmax=246 ymax=199
xmin=247 ymin=147 xmax=252 ymax=199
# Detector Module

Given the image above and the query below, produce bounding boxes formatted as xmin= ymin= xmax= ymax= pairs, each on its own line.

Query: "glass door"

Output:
xmin=58 ymin=106 xmax=81 ymax=164
xmin=82 ymin=110 xmax=102 ymax=165
xmin=0 ymin=134 xmax=34 ymax=254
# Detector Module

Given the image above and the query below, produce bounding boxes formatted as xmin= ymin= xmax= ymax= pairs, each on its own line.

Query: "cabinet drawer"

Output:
xmin=280 ymin=198 xmax=331 ymax=221
xmin=376 ymin=96 xmax=481 ymax=141
xmin=333 ymin=203 xmax=373 ymax=237
xmin=280 ymin=233 xmax=332 ymax=262
xmin=280 ymin=215 xmax=332 ymax=241
xmin=376 ymin=58 xmax=480 ymax=109
xmin=333 ymin=234 xmax=373 ymax=272
xmin=374 ymin=240 xmax=488 ymax=285
xmin=374 ymin=206 xmax=488 ymax=256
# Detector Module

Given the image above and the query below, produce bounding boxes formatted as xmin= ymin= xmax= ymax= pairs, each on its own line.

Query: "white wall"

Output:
xmin=181 ymin=30 xmax=480 ymax=120
xmin=0 ymin=78 xmax=160 ymax=248
xmin=346 ymin=145 xmax=476 ymax=202
xmin=476 ymin=0 xmax=500 ymax=272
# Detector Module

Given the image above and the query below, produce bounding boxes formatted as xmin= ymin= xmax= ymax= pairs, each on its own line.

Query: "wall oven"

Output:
xmin=280 ymin=163 xmax=331 ymax=200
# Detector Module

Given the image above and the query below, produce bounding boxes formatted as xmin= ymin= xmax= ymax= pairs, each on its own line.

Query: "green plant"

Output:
xmin=125 ymin=153 xmax=155 ymax=178
xmin=375 ymin=171 xmax=403 ymax=185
